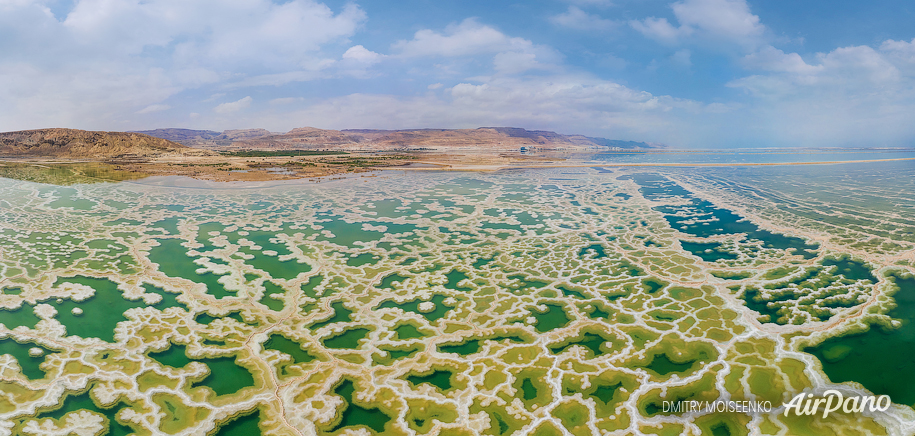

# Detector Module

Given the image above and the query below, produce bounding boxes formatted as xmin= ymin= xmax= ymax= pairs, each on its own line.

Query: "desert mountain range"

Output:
xmin=0 ymin=126 xmax=659 ymax=160
xmin=135 ymin=127 xmax=660 ymax=151
xmin=0 ymin=128 xmax=211 ymax=159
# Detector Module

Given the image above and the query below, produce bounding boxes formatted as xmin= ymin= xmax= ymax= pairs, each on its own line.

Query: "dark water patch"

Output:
xmin=316 ymin=217 xmax=399 ymax=247
xmin=438 ymin=339 xmax=482 ymax=356
xmin=505 ymin=274 xmax=551 ymax=293
xmin=550 ymin=333 xmax=611 ymax=358
xmin=195 ymin=311 xmax=247 ymax=326
xmin=680 ymin=241 xmax=738 ymax=262
xmin=823 ymin=256 xmax=877 ymax=282
xmin=237 ymin=230 xmax=307 ymax=280
xmin=711 ymin=423 xmax=732 ymax=436
xmin=378 ymin=273 xmax=409 ymax=290
xmin=194 ymin=222 xmax=226 ymax=251
xmin=528 ymin=303 xmax=570 ymax=333
xmin=1 ymin=286 xmax=23 ymax=295
xmin=346 ymin=253 xmax=380 ymax=267
xmin=50 ymin=276 xmax=147 ymax=342
xmin=152 ymin=217 xmax=181 ymax=235
xmin=444 ymin=269 xmax=473 ymax=292
xmin=0 ymin=338 xmax=57 ymax=380
xmin=557 ymin=285 xmax=590 ymax=299
xmin=323 ymin=328 xmax=370 ymax=349
xmin=263 ymin=334 xmax=315 ymax=375
xmin=327 ymin=379 xmax=392 ymax=434
xmin=520 ymin=378 xmax=538 ymax=401
xmin=578 ymin=244 xmax=607 ymax=259
xmin=48 ymin=187 xmax=96 ymax=210
xmin=590 ymin=382 xmax=622 ymax=405
xmin=644 ymin=353 xmax=702 ymax=376
xmin=0 ymin=304 xmax=41 ymax=330
xmin=310 ymin=301 xmax=354 ymax=330
xmin=377 ymin=294 xmax=452 ymax=322
xmin=407 ymin=370 xmax=454 ymax=391
xmin=144 ymin=283 xmax=188 ymax=311
xmin=642 ymin=278 xmax=668 ymax=294
xmin=804 ymin=273 xmax=915 ymax=405
xmin=148 ymin=343 xmax=254 ymax=396
xmin=394 ymin=323 xmax=426 ymax=340
xmin=301 ymin=274 xmax=324 ymax=298
xmin=25 ymin=388 xmax=136 ymax=436
xmin=149 ymin=239 xmax=237 ymax=299
xmin=379 ymin=346 xmax=422 ymax=362
xmin=472 ymin=256 xmax=495 ymax=269
xmin=581 ymin=304 xmax=611 ymax=320
xmin=625 ymin=174 xmax=818 ymax=258
xmin=710 ymin=270 xmax=753 ymax=280
xmin=243 ymin=252 xmax=306 ymax=281
xmin=742 ymin=287 xmax=794 ymax=324
xmin=258 ymin=282 xmax=286 ymax=311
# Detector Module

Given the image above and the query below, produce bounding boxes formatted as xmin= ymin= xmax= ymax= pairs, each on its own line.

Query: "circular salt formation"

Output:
xmin=72 ymin=307 xmax=83 ymax=316
xmin=418 ymin=301 xmax=435 ymax=313
xmin=28 ymin=347 xmax=44 ymax=357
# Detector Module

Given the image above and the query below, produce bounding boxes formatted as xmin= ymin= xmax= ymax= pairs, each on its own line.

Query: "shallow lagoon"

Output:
xmin=1 ymin=156 xmax=915 ymax=435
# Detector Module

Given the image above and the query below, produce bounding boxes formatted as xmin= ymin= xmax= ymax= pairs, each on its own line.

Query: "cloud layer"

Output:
xmin=0 ymin=0 xmax=912 ymax=148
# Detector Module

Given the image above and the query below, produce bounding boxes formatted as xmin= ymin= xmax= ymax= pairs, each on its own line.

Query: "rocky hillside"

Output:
xmin=0 ymin=128 xmax=204 ymax=159
xmin=140 ymin=126 xmax=661 ymax=151
xmin=133 ymin=128 xmax=275 ymax=147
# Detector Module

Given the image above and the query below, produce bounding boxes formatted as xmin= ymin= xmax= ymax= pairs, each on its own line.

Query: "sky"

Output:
xmin=1 ymin=0 xmax=914 ymax=148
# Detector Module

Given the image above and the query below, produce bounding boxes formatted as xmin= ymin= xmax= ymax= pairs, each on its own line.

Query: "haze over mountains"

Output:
xmin=135 ymin=127 xmax=660 ymax=151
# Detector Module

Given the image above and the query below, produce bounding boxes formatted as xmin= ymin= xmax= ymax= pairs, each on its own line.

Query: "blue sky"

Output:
xmin=1 ymin=0 xmax=914 ymax=148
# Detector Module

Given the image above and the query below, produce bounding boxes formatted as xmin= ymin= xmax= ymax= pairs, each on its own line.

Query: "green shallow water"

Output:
xmin=0 ymin=338 xmax=57 ymax=380
xmin=213 ymin=409 xmax=262 ymax=436
xmin=147 ymin=344 xmax=255 ymax=396
xmin=323 ymin=328 xmax=371 ymax=349
xmin=406 ymin=370 xmax=453 ymax=391
xmin=48 ymin=276 xmax=148 ymax=342
xmin=326 ymin=380 xmax=391 ymax=434
xmin=4 ymin=161 xmax=915 ymax=435
xmin=805 ymin=274 xmax=915 ymax=405
xmin=12 ymin=387 xmax=136 ymax=436
xmin=148 ymin=239 xmax=237 ymax=299
xmin=0 ymin=305 xmax=41 ymax=330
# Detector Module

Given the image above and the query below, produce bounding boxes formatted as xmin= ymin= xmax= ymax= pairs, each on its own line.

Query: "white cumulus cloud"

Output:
xmin=631 ymin=0 xmax=765 ymax=49
xmin=393 ymin=18 xmax=536 ymax=58
xmin=0 ymin=0 xmax=365 ymax=131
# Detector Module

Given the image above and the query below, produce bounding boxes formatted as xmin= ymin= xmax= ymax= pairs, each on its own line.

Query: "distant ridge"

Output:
xmin=0 ymin=128 xmax=206 ymax=159
xmin=137 ymin=126 xmax=662 ymax=151
xmin=133 ymin=128 xmax=275 ymax=146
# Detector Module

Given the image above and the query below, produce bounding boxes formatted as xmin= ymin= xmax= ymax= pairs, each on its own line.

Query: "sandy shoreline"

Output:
xmin=3 ymin=153 xmax=914 ymax=183
xmin=382 ymin=156 xmax=915 ymax=172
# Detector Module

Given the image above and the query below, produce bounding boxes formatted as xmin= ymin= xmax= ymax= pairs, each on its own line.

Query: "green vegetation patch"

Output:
xmin=222 ymin=150 xmax=347 ymax=157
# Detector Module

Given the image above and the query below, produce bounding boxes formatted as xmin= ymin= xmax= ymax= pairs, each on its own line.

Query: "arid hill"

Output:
xmin=133 ymin=128 xmax=276 ymax=147
xmin=138 ymin=126 xmax=661 ymax=151
xmin=0 ymin=128 xmax=211 ymax=159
